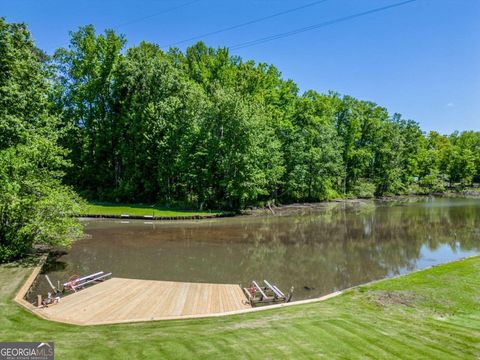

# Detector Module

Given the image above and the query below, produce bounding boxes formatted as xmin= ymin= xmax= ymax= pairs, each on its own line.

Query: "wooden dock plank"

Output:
xmin=37 ymin=278 xmax=250 ymax=325
xmin=46 ymin=278 xmax=129 ymax=320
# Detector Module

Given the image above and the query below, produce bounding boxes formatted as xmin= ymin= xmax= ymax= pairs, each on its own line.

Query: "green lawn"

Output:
xmin=82 ymin=202 xmax=225 ymax=218
xmin=1 ymin=257 xmax=479 ymax=359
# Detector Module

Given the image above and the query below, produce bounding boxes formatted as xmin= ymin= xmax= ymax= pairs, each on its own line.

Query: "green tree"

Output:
xmin=334 ymin=96 xmax=386 ymax=196
xmin=283 ymin=91 xmax=344 ymax=201
xmin=54 ymin=25 xmax=125 ymax=198
xmin=450 ymin=131 xmax=480 ymax=183
xmin=195 ymin=88 xmax=284 ymax=209
xmin=447 ymin=146 xmax=476 ymax=187
xmin=0 ymin=19 xmax=82 ymax=262
xmin=112 ymin=41 xmax=207 ymax=203
xmin=416 ymin=131 xmax=450 ymax=192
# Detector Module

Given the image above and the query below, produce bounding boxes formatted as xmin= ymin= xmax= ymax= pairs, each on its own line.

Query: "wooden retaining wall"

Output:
xmin=14 ymin=254 xmax=48 ymax=314
xmin=79 ymin=212 xmax=235 ymax=221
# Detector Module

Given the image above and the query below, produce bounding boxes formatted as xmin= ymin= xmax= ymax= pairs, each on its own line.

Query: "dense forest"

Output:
xmin=1 ymin=19 xmax=479 ymax=260
xmin=53 ymin=26 xmax=480 ymax=209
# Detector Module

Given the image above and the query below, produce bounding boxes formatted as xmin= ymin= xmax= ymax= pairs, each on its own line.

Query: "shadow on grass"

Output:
xmin=3 ymin=253 xmax=41 ymax=269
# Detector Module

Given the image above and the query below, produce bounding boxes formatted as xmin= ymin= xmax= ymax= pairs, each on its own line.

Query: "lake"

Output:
xmin=38 ymin=197 xmax=480 ymax=301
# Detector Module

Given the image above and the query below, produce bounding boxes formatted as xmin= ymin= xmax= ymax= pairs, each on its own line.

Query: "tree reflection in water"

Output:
xmin=37 ymin=198 xmax=480 ymax=301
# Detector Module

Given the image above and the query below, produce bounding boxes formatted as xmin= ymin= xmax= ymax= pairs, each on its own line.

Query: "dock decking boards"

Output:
xmin=36 ymin=278 xmax=251 ymax=325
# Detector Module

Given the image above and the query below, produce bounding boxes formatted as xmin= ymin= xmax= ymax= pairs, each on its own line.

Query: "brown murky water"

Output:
xmin=38 ymin=198 xmax=480 ymax=301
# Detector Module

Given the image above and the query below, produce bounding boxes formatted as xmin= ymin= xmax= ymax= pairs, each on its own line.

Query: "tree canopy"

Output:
xmin=0 ymin=19 xmax=82 ymax=262
xmin=53 ymin=26 xmax=480 ymax=208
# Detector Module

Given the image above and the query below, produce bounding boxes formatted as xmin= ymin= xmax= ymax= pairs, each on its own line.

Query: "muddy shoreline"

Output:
xmin=244 ymin=191 xmax=480 ymax=217
xmin=243 ymin=195 xmax=429 ymax=217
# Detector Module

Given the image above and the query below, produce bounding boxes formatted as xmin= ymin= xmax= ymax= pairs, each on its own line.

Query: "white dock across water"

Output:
xmin=36 ymin=278 xmax=251 ymax=325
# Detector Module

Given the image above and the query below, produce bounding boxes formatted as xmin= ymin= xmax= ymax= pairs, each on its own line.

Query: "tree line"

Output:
xmin=0 ymin=19 xmax=479 ymax=261
xmin=55 ymin=25 xmax=479 ymax=208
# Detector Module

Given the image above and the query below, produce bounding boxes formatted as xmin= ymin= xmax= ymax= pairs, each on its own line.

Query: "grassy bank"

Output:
xmin=82 ymin=202 xmax=225 ymax=218
xmin=1 ymin=257 xmax=479 ymax=359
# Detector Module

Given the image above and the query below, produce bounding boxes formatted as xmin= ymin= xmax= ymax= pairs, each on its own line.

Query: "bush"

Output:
xmin=351 ymin=180 xmax=376 ymax=199
xmin=418 ymin=173 xmax=445 ymax=194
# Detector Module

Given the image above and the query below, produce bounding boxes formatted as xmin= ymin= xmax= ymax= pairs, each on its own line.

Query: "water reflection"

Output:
xmin=40 ymin=198 xmax=480 ymax=301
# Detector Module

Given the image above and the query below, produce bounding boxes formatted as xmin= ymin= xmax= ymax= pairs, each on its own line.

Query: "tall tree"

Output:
xmin=0 ymin=18 xmax=82 ymax=262
xmin=283 ymin=91 xmax=344 ymax=201
xmin=112 ymin=41 xmax=207 ymax=202
xmin=195 ymin=88 xmax=284 ymax=209
xmin=54 ymin=25 xmax=125 ymax=197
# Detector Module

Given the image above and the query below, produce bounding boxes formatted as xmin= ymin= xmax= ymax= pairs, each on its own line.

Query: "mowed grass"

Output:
xmin=1 ymin=257 xmax=479 ymax=359
xmin=83 ymin=202 xmax=225 ymax=217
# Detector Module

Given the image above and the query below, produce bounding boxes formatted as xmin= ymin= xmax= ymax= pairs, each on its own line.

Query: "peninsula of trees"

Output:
xmin=54 ymin=26 xmax=480 ymax=208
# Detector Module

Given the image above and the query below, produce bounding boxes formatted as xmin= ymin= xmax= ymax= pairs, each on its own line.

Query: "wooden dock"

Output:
xmin=34 ymin=278 xmax=251 ymax=325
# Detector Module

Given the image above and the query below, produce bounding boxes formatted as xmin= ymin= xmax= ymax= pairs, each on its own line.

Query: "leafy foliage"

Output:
xmin=1 ymin=18 xmax=479 ymax=259
xmin=52 ymin=26 xmax=480 ymax=208
xmin=0 ymin=18 xmax=82 ymax=262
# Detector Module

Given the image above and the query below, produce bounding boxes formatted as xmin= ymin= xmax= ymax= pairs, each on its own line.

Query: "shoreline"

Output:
xmin=244 ymin=192 xmax=480 ymax=217
xmin=78 ymin=212 xmax=235 ymax=221
xmin=2 ymin=249 xmax=478 ymax=357
xmin=13 ymin=253 xmax=479 ymax=325
xmin=79 ymin=193 xmax=480 ymax=221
